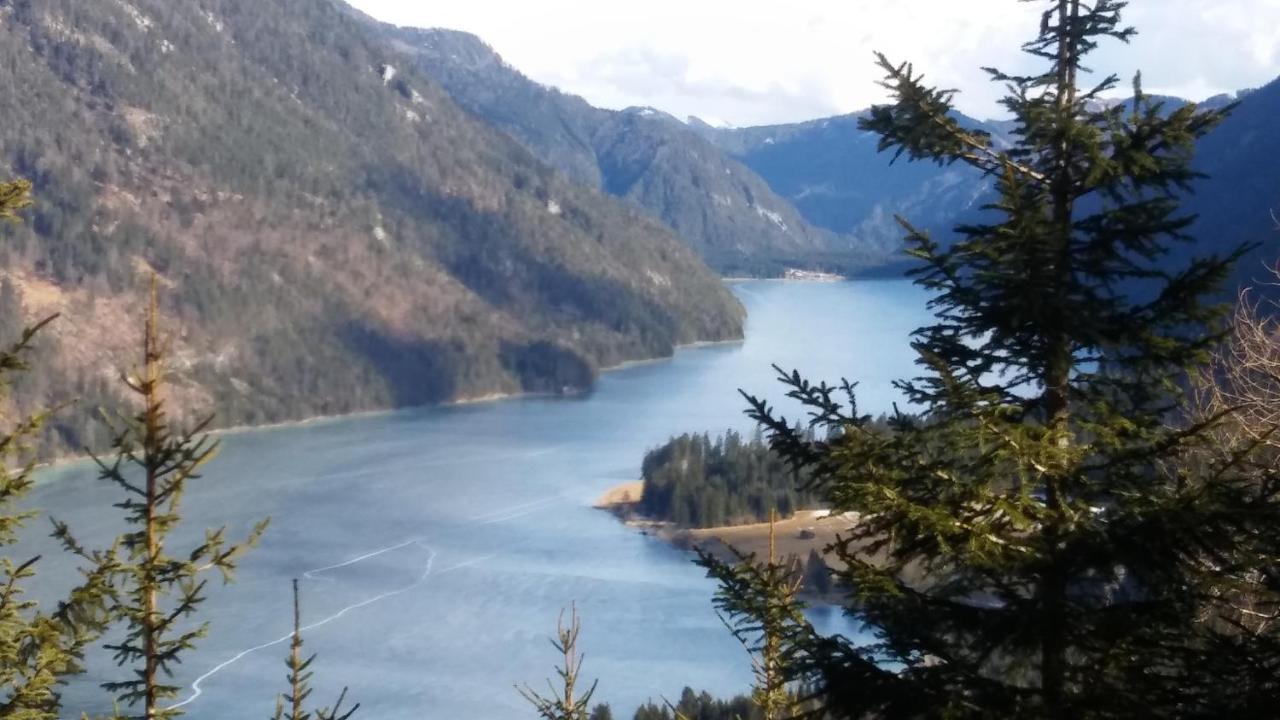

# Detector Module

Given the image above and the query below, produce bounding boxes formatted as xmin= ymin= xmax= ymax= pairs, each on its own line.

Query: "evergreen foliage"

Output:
xmin=271 ymin=580 xmax=358 ymax=720
xmin=801 ymin=550 xmax=833 ymax=598
xmin=61 ymin=278 xmax=268 ymax=719
xmin=639 ymin=432 xmax=818 ymax=528
xmin=717 ymin=1 xmax=1280 ymax=717
xmin=629 ymin=688 xmax=762 ymax=720
xmin=700 ymin=515 xmax=806 ymax=720
xmin=0 ymin=178 xmax=114 ymax=719
xmin=0 ymin=185 xmax=358 ymax=720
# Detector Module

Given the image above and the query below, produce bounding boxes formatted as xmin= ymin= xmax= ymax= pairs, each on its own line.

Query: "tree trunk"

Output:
xmin=1041 ymin=2 xmax=1081 ymax=717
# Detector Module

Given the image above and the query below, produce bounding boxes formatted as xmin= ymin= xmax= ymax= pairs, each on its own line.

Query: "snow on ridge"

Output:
xmin=113 ymin=0 xmax=153 ymax=31
xmin=755 ymin=206 xmax=788 ymax=232
xmin=646 ymin=269 xmax=672 ymax=287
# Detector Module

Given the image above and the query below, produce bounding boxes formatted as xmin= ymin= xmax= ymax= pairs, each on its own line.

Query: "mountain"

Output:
xmin=379 ymin=27 xmax=887 ymax=276
xmin=1184 ymin=80 xmax=1280 ymax=291
xmin=692 ymin=112 xmax=1009 ymax=255
xmin=0 ymin=0 xmax=745 ymax=454
xmin=697 ymin=87 xmax=1274 ymax=288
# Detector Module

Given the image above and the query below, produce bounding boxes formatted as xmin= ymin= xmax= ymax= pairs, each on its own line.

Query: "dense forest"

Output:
xmin=0 ymin=0 xmax=744 ymax=456
xmin=625 ymin=688 xmax=762 ymax=720
xmin=638 ymin=431 xmax=819 ymax=528
xmin=4 ymin=0 xmax=1280 ymax=718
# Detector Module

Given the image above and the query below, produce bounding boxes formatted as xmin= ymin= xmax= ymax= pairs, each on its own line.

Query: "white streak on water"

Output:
xmin=168 ymin=491 xmax=550 ymax=711
xmin=169 ymin=542 xmax=441 ymax=711
xmin=467 ymin=495 xmax=561 ymax=523
xmin=302 ymin=539 xmax=420 ymax=583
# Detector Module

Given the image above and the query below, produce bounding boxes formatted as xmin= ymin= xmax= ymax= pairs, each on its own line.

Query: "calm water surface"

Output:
xmin=30 ymin=279 xmax=930 ymax=719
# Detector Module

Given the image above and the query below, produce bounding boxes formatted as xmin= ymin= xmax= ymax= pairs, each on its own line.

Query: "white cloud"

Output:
xmin=349 ymin=0 xmax=1280 ymax=126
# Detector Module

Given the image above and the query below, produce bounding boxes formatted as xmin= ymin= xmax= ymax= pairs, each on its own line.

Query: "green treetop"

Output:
xmin=271 ymin=579 xmax=357 ymax=720
xmin=74 ymin=278 xmax=268 ymax=719
xmin=724 ymin=0 xmax=1280 ymax=717
xmin=0 ymin=178 xmax=114 ymax=719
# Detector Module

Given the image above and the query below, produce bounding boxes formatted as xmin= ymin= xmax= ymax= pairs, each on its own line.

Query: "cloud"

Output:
xmin=552 ymin=45 xmax=843 ymax=125
xmin=351 ymin=0 xmax=1280 ymax=126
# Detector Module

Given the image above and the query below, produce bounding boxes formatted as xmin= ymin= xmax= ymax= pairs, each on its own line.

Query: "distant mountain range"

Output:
xmin=693 ymin=88 xmax=1275 ymax=285
xmin=1183 ymin=81 xmax=1280 ymax=291
xmin=691 ymin=111 xmax=1000 ymax=258
xmin=388 ymin=22 xmax=1276 ymax=292
xmin=0 ymin=0 xmax=744 ymax=453
xmin=377 ymin=27 xmax=888 ymax=277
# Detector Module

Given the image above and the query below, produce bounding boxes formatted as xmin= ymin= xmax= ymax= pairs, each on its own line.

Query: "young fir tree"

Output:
xmin=719 ymin=0 xmax=1280 ymax=717
xmin=700 ymin=512 xmax=805 ymax=720
xmin=0 ymin=178 xmax=114 ymax=718
xmin=271 ymin=580 xmax=357 ymax=720
xmin=519 ymin=604 xmax=598 ymax=720
xmin=85 ymin=277 xmax=268 ymax=719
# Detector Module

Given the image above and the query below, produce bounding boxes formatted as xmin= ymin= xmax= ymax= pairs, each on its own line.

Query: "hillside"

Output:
xmin=0 ymin=0 xmax=745 ymax=454
xmin=1185 ymin=79 xmax=1280 ymax=292
xmin=380 ymin=27 xmax=887 ymax=277
xmin=699 ymin=86 xmax=1275 ymax=285
xmin=691 ymin=111 xmax=1003 ymax=253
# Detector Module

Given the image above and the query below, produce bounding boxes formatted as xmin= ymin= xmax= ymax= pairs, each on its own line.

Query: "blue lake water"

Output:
xmin=28 ymin=279 xmax=931 ymax=719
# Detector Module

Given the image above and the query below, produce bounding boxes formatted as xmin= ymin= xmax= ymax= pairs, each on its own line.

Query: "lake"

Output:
xmin=28 ymin=278 xmax=931 ymax=719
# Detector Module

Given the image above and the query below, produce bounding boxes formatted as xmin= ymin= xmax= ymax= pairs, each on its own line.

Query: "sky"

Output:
xmin=347 ymin=0 xmax=1280 ymax=127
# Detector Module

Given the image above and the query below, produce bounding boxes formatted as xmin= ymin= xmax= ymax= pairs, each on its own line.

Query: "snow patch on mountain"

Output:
xmin=201 ymin=9 xmax=224 ymax=33
xmin=755 ymin=206 xmax=788 ymax=231
xmin=113 ymin=0 xmax=153 ymax=31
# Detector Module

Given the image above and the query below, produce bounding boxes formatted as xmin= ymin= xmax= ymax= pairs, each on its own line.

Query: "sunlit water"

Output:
xmin=27 ymin=279 xmax=931 ymax=719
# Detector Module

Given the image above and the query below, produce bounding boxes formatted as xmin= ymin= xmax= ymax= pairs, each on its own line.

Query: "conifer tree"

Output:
xmin=86 ymin=276 xmax=267 ymax=719
xmin=722 ymin=1 xmax=1280 ymax=716
xmin=0 ymin=178 xmax=114 ymax=719
xmin=700 ymin=513 xmax=806 ymax=720
xmin=271 ymin=580 xmax=357 ymax=720
xmin=519 ymin=604 xmax=598 ymax=720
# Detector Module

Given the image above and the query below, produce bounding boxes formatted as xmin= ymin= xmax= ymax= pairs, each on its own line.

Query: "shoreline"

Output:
xmin=33 ymin=335 xmax=746 ymax=473
xmin=593 ymin=480 xmax=854 ymax=606
xmin=213 ymin=337 xmax=746 ymax=437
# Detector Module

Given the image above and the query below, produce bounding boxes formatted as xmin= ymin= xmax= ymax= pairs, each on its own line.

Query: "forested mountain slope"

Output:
xmin=1185 ymin=79 xmax=1280 ymax=291
xmin=691 ymin=111 xmax=1004 ymax=253
xmin=0 ymin=0 xmax=744 ymax=454
xmin=381 ymin=27 xmax=888 ymax=276
xmin=698 ymin=86 xmax=1273 ymax=285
